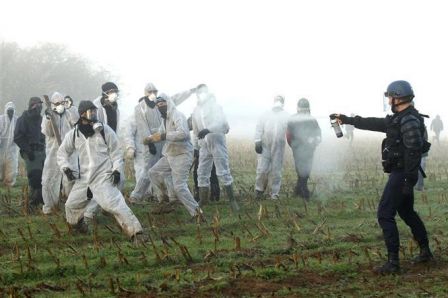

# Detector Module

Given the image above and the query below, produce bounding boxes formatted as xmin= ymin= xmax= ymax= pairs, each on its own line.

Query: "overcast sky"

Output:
xmin=1 ymin=0 xmax=447 ymax=137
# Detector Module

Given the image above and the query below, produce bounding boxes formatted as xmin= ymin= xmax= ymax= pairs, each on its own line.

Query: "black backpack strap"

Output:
xmin=100 ymin=123 xmax=107 ymax=145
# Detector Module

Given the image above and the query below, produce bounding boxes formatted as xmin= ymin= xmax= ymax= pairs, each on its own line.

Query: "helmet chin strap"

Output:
xmin=391 ymin=98 xmax=410 ymax=113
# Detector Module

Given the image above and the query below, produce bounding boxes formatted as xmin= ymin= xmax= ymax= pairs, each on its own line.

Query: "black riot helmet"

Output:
xmin=384 ymin=80 xmax=414 ymax=101
xmin=384 ymin=80 xmax=415 ymax=113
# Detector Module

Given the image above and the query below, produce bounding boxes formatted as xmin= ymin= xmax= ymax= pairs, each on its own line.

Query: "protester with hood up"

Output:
xmin=41 ymin=92 xmax=79 ymax=214
xmin=125 ymin=82 xmax=197 ymax=204
xmin=64 ymin=95 xmax=79 ymax=125
xmin=57 ymin=100 xmax=144 ymax=242
xmin=286 ymin=98 xmax=321 ymax=200
xmin=254 ymin=95 xmax=290 ymax=200
xmin=94 ymin=82 xmax=120 ymax=133
xmin=14 ymin=97 xmax=46 ymax=208
xmin=147 ymin=94 xmax=204 ymax=220
xmin=0 ymin=102 xmax=19 ymax=187
xmin=187 ymin=115 xmax=220 ymax=202
xmin=191 ymin=84 xmax=239 ymax=211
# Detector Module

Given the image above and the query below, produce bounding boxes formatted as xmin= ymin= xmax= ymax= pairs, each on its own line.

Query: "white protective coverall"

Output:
xmin=125 ymin=85 xmax=196 ymax=201
xmin=148 ymin=97 xmax=200 ymax=216
xmin=192 ymin=95 xmax=233 ymax=187
xmin=57 ymin=124 xmax=143 ymax=237
xmin=85 ymin=96 xmax=124 ymax=217
xmin=0 ymin=102 xmax=19 ymax=187
xmin=41 ymin=92 xmax=79 ymax=214
xmin=254 ymin=104 xmax=289 ymax=198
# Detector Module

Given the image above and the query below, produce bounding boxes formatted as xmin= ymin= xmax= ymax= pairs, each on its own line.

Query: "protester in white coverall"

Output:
xmin=191 ymin=84 xmax=239 ymax=211
xmin=147 ymin=95 xmax=203 ymax=218
xmin=86 ymin=82 xmax=124 ymax=219
xmin=57 ymin=100 xmax=143 ymax=240
xmin=41 ymin=92 xmax=79 ymax=214
xmin=254 ymin=95 xmax=290 ymax=200
xmin=125 ymin=83 xmax=197 ymax=204
xmin=0 ymin=102 xmax=19 ymax=187
xmin=64 ymin=95 xmax=79 ymax=125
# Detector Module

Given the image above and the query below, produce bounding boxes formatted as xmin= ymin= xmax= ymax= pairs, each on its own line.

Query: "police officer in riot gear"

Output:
xmin=332 ymin=80 xmax=432 ymax=274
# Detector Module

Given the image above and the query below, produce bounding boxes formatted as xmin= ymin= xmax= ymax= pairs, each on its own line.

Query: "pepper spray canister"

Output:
xmin=329 ymin=114 xmax=343 ymax=138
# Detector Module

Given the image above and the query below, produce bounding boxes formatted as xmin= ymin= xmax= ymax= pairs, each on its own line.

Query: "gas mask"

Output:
xmin=7 ymin=109 xmax=14 ymax=120
xmin=53 ymin=104 xmax=65 ymax=115
xmin=107 ymin=92 xmax=119 ymax=103
xmin=147 ymin=93 xmax=157 ymax=101
xmin=84 ymin=109 xmax=98 ymax=123
xmin=82 ymin=109 xmax=103 ymax=132
xmin=273 ymin=101 xmax=284 ymax=108
xmin=157 ymin=102 xmax=168 ymax=118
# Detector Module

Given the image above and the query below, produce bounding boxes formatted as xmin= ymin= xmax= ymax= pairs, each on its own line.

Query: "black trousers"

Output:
xmin=193 ymin=161 xmax=220 ymax=200
xmin=378 ymin=170 xmax=429 ymax=254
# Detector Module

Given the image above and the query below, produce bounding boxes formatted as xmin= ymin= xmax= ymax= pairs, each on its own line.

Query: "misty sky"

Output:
xmin=2 ymin=0 xmax=447 ymax=138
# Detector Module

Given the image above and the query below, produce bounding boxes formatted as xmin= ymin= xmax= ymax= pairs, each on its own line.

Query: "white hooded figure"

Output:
xmin=254 ymin=95 xmax=290 ymax=200
xmin=57 ymin=100 xmax=143 ymax=238
xmin=86 ymin=82 xmax=124 ymax=219
xmin=147 ymin=94 xmax=202 ymax=218
xmin=191 ymin=84 xmax=239 ymax=211
xmin=0 ymin=101 xmax=19 ymax=187
xmin=41 ymin=92 xmax=79 ymax=214
xmin=125 ymin=83 xmax=197 ymax=203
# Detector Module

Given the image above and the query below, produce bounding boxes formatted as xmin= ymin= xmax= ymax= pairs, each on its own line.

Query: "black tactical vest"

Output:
xmin=381 ymin=108 xmax=429 ymax=173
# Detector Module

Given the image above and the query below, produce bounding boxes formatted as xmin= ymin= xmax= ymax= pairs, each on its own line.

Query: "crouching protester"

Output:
xmin=332 ymin=80 xmax=433 ymax=274
xmin=146 ymin=94 xmax=204 ymax=221
xmin=57 ymin=100 xmax=145 ymax=242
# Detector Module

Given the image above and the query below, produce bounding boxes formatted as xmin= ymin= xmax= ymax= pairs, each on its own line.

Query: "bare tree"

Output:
xmin=0 ymin=41 xmax=116 ymax=112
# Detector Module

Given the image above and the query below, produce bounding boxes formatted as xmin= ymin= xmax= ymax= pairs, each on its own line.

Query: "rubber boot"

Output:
xmin=301 ymin=176 xmax=310 ymax=201
xmin=224 ymin=184 xmax=240 ymax=212
xmin=374 ymin=252 xmax=400 ymax=275
xmin=413 ymin=245 xmax=434 ymax=264
xmin=255 ymin=190 xmax=264 ymax=200
xmin=198 ymin=187 xmax=210 ymax=207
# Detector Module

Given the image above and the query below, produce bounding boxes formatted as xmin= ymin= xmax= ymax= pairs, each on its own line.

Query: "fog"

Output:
xmin=2 ymin=0 xmax=448 ymax=140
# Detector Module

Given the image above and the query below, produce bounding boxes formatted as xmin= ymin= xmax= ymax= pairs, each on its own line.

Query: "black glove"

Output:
xmin=87 ymin=187 xmax=93 ymax=199
xmin=63 ymin=167 xmax=77 ymax=181
xmin=27 ymin=151 xmax=35 ymax=161
xmin=148 ymin=143 xmax=157 ymax=155
xmin=194 ymin=149 xmax=199 ymax=159
xmin=198 ymin=129 xmax=210 ymax=139
xmin=255 ymin=141 xmax=263 ymax=154
xmin=111 ymin=170 xmax=121 ymax=186
xmin=330 ymin=114 xmax=353 ymax=125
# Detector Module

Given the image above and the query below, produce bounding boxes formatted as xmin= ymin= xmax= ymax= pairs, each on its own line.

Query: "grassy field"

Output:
xmin=1 ymin=138 xmax=448 ymax=297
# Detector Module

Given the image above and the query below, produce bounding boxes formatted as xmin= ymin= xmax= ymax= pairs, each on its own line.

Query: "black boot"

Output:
xmin=224 ymin=184 xmax=240 ymax=212
xmin=28 ymin=188 xmax=43 ymax=211
xmin=255 ymin=190 xmax=264 ymax=200
xmin=193 ymin=187 xmax=200 ymax=202
xmin=198 ymin=187 xmax=210 ymax=207
xmin=301 ymin=176 xmax=310 ymax=200
xmin=374 ymin=253 xmax=400 ymax=275
xmin=413 ymin=245 xmax=434 ymax=264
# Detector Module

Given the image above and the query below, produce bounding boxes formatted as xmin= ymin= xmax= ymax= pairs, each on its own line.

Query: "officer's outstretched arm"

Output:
xmin=401 ymin=115 xmax=423 ymax=185
xmin=347 ymin=116 xmax=387 ymax=133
